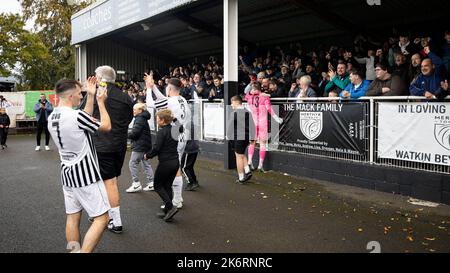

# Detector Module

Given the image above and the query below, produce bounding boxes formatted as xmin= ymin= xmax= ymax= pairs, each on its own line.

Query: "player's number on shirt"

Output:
xmin=179 ymin=99 xmax=186 ymax=120
xmin=254 ymin=96 xmax=260 ymax=108
xmin=51 ymin=114 xmax=63 ymax=148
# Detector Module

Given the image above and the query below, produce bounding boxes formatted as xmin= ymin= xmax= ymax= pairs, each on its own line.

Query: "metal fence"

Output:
xmin=149 ymin=96 xmax=450 ymax=175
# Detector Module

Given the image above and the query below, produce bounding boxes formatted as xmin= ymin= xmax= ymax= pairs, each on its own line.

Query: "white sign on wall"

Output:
xmin=203 ymin=103 xmax=224 ymax=140
xmin=378 ymin=102 xmax=450 ymax=166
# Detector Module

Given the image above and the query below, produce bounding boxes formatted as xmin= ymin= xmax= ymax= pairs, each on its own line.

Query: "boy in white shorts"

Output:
xmin=48 ymin=77 xmax=111 ymax=253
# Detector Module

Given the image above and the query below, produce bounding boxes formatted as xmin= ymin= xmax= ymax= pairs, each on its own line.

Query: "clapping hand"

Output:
xmin=341 ymin=91 xmax=350 ymax=98
xmin=144 ymin=73 xmax=154 ymax=90
xmin=290 ymin=83 xmax=297 ymax=91
xmin=381 ymin=87 xmax=391 ymax=93
xmin=424 ymin=91 xmax=435 ymax=99
xmin=441 ymin=80 xmax=449 ymax=91
xmin=86 ymin=76 xmax=97 ymax=96
xmin=97 ymin=85 xmax=108 ymax=103
xmin=328 ymin=70 xmax=336 ymax=80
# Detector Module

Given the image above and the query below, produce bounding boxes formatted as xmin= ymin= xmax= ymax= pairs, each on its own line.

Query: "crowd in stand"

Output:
xmin=114 ymin=29 xmax=450 ymax=102
xmin=114 ymin=56 xmax=225 ymax=104
xmin=237 ymin=30 xmax=449 ymax=100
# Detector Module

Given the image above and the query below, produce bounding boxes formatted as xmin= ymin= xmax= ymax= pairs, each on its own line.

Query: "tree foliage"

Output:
xmin=14 ymin=0 xmax=92 ymax=90
xmin=0 ymin=13 xmax=27 ymax=76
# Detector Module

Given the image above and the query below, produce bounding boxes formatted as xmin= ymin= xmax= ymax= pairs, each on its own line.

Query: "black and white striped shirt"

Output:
xmin=48 ymin=107 xmax=101 ymax=188
xmin=146 ymin=89 xmax=190 ymax=142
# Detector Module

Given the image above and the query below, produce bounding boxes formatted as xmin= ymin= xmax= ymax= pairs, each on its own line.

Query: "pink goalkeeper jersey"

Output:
xmin=245 ymin=92 xmax=275 ymax=140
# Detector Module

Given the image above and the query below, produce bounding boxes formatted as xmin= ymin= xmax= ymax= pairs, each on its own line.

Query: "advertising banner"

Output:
xmin=276 ymin=102 xmax=368 ymax=156
xmin=378 ymin=102 xmax=450 ymax=166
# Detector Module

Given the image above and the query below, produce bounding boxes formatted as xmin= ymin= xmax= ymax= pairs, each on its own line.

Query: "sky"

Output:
xmin=0 ymin=0 xmax=35 ymax=30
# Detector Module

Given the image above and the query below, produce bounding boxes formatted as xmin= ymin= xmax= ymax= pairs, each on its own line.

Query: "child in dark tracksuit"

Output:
xmin=226 ymin=95 xmax=255 ymax=184
xmin=0 ymin=108 xmax=10 ymax=149
xmin=145 ymin=109 xmax=179 ymax=222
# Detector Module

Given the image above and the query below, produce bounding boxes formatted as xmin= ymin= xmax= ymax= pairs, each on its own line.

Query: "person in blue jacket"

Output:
xmin=33 ymin=93 xmax=53 ymax=151
xmin=340 ymin=69 xmax=370 ymax=99
xmin=409 ymin=47 xmax=448 ymax=99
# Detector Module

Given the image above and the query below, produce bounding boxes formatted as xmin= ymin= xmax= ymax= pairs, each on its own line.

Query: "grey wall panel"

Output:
xmin=85 ymin=39 xmax=169 ymax=80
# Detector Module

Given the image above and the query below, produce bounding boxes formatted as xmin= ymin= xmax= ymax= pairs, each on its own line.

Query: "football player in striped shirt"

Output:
xmin=48 ymin=78 xmax=111 ymax=253
xmin=145 ymin=74 xmax=190 ymax=209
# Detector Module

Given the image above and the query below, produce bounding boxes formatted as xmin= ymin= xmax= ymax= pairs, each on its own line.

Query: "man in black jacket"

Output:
xmin=84 ymin=66 xmax=133 ymax=234
xmin=267 ymin=80 xmax=286 ymax=98
xmin=208 ymin=77 xmax=224 ymax=100
xmin=392 ymin=53 xmax=410 ymax=88
xmin=126 ymin=103 xmax=154 ymax=193
xmin=0 ymin=108 xmax=10 ymax=149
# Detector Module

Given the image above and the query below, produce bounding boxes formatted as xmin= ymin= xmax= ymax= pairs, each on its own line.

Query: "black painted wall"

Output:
xmin=198 ymin=142 xmax=450 ymax=205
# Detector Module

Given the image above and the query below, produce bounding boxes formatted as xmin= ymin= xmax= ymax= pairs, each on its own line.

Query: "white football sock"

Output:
xmin=238 ymin=173 xmax=245 ymax=181
xmin=110 ymin=207 xmax=122 ymax=227
xmin=172 ymin=176 xmax=183 ymax=203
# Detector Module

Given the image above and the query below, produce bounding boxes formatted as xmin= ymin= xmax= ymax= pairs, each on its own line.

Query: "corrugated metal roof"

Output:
xmin=78 ymin=0 xmax=450 ymax=63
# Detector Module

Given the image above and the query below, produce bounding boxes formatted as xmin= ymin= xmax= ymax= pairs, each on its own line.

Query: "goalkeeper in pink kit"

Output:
xmin=245 ymin=82 xmax=283 ymax=172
